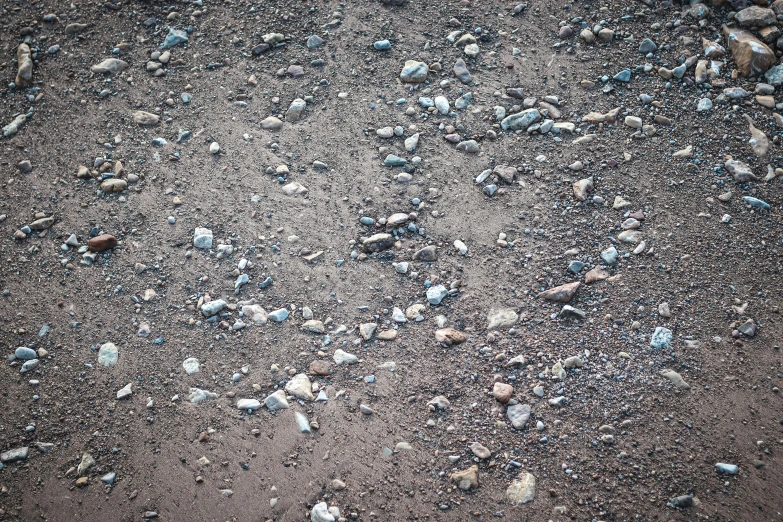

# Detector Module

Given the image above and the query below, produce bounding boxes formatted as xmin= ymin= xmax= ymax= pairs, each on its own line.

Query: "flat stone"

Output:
xmin=453 ymin=58 xmax=472 ymax=84
xmin=183 ymin=358 xmax=200 ymax=375
xmin=236 ymin=398 xmax=262 ymax=411
xmin=133 ymin=111 xmax=159 ymax=126
xmin=487 ymin=309 xmax=518 ymax=329
xmin=434 ymin=328 xmax=467 ymax=346
xmin=295 ymin=411 xmax=312 ymax=433
xmin=193 ymin=227 xmax=213 ymax=249
xmin=506 ymin=473 xmax=536 ymax=504
xmin=188 ymin=388 xmax=217 ymax=403
xmin=201 ymin=299 xmax=227 ymax=317
xmin=268 ymin=308 xmax=289 ymax=322
xmin=660 ymin=369 xmax=690 ymax=389
xmin=362 ymin=233 xmax=395 ymax=252
xmin=506 ymin=403 xmax=531 ymax=429
xmin=0 ymin=447 xmax=29 ymax=463
xmin=538 ymin=281 xmax=580 ymax=303
xmin=91 ymin=58 xmax=128 ymax=74
xmin=413 ymin=245 xmax=437 ymax=261
xmin=333 ymin=349 xmax=358 ymax=364
xmin=501 ymin=109 xmax=541 ymax=131
xmin=427 ymin=284 xmax=448 ymax=305
xmin=450 ymin=465 xmax=479 ymax=491
xmin=650 ymin=326 xmax=673 ymax=349
xmin=116 ymin=383 xmax=132 ymax=400
xmin=98 ymin=343 xmax=118 ymax=367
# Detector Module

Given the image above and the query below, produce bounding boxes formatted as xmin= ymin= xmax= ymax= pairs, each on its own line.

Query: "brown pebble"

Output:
xmin=87 ymin=234 xmax=118 ymax=252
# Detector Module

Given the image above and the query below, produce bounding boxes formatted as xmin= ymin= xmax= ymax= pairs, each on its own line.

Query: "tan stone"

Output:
xmin=723 ymin=25 xmax=775 ymax=77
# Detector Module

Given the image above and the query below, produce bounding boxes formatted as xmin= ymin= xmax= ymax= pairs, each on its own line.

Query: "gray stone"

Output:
xmin=265 ymin=390 xmax=289 ymax=411
xmin=333 ymin=349 xmax=358 ymax=364
xmin=236 ymin=398 xmax=262 ymax=411
xmin=400 ymin=60 xmax=429 ymax=83
xmin=506 ymin=403 xmax=531 ymax=429
xmin=268 ymin=308 xmax=289 ymax=322
xmin=193 ymin=227 xmax=213 ymax=249
xmin=506 ymin=473 xmax=536 ymax=504
xmin=201 ymin=299 xmax=227 ymax=317
xmin=98 ymin=343 xmax=118 ymax=367
xmin=427 ymin=285 xmax=448 ymax=305
xmin=0 ymin=447 xmax=28 ymax=463
xmin=500 ymin=109 xmax=541 ymax=131
xmin=295 ymin=411 xmax=312 ymax=433
xmin=383 ymin=154 xmax=407 ymax=167
xmin=77 ymin=453 xmax=95 ymax=475
xmin=650 ymin=326 xmax=673 ymax=349
xmin=454 ymin=59 xmax=472 ymax=84
xmin=307 ymin=35 xmax=324 ymax=49
xmin=162 ymin=28 xmax=189 ymax=48
xmin=601 ymin=246 xmax=618 ymax=265
xmin=15 ymin=347 xmax=37 ymax=360
xmin=286 ymin=98 xmax=307 ymax=121
xmin=188 ymin=388 xmax=217 ymax=403
xmin=183 ymin=358 xmax=200 ymax=375
xmin=639 ymin=38 xmax=657 ymax=54
xmin=20 ymin=359 xmax=39 ymax=373
xmin=311 ymin=502 xmax=335 ymax=522
xmin=487 ymin=309 xmax=518 ymax=329
xmin=116 ymin=383 xmax=132 ymax=399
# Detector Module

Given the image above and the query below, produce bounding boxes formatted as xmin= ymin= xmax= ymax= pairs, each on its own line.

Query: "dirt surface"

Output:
xmin=1 ymin=0 xmax=782 ymax=520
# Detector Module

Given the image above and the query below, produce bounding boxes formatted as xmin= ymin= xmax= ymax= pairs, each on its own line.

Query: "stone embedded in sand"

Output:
xmin=453 ymin=58 xmax=472 ymax=84
xmin=97 ymin=342 xmax=118 ymax=367
xmin=261 ymin=116 xmax=283 ymax=130
xmin=413 ymin=245 xmax=437 ymax=261
xmin=450 ymin=465 xmax=479 ymax=490
xmin=735 ymin=6 xmax=776 ymax=28
xmin=91 ymin=58 xmax=129 ymax=74
xmin=500 ymin=109 xmax=541 ymax=131
xmin=15 ymin=44 xmax=33 ymax=87
xmin=724 ymin=160 xmax=758 ymax=182
xmin=585 ymin=267 xmax=609 ymax=284
xmin=241 ymin=304 xmax=267 ymax=324
xmin=650 ymin=326 xmax=673 ymax=349
xmin=506 ymin=403 xmax=531 ymax=429
xmin=573 ymin=177 xmax=593 ymax=201
xmin=723 ymin=26 xmax=775 ymax=77
xmin=265 ymin=389 xmax=289 ymax=411
xmin=286 ymin=98 xmax=307 ymax=121
xmin=400 ymin=60 xmax=429 ymax=83
xmin=362 ymin=233 xmax=394 ymax=252
xmin=434 ymin=328 xmax=467 ymax=346
xmin=285 ymin=373 xmax=314 ymax=401
xmin=29 ymin=216 xmax=54 ymax=230
xmin=116 ymin=383 xmax=132 ymax=399
xmin=133 ymin=111 xmax=159 ymax=125
xmin=745 ymin=115 xmax=769 ymax=158
xmin=65 ymin=23 xmax=88 ymax=34
xmin=506 ymin=473 xmax=536 ymax=504
xmin=538 ymin=281 xmax=580 ymax=303
xmin=660 ymin=369 xmax=690 ymax=389
xmin=88 ymin=234 xmax=118 ymax=252
xmin=582 ymin=107 xmax=620 ymax=124
xmin=281 ymin=182 xmax=308 ymax=195
xmin=492 ymin=382 xmax=513 ymax=403
xmin=487 ymin=309 xmax=518 ymax=329
xmin=100 ymin=179 xmax=127 ymax=193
